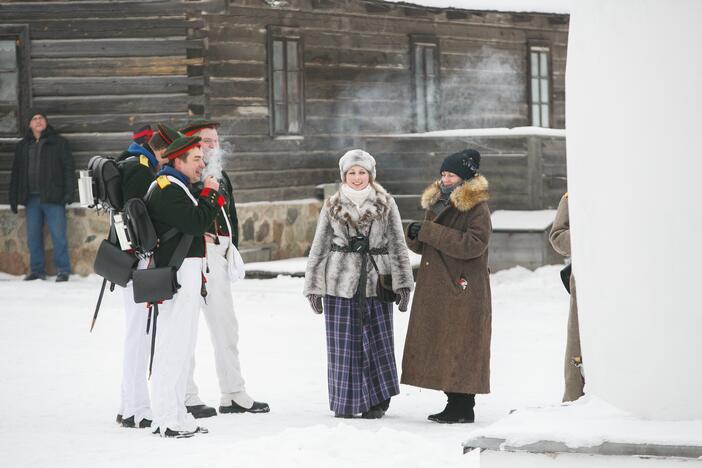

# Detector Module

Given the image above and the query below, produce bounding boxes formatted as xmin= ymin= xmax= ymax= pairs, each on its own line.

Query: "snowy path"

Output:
xmin=0 ymin=265 xmax=568 ymax=468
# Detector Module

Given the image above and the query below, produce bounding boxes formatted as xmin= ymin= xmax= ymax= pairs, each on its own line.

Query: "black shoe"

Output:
xmin=186 ymin=404 xmax=217 ymax=419
xmin=334 ymin=412 xmax=354 ymax=419
xmin=219 ymin=400 xmax=270 ymax=414
xmin=361 ymin=408 xmax=385 ymax=419
xmin=121 ymin=416 xmax=136 ymax=428
xmin=373 ymin=399 xmax=391 ymax=412
xmin=56 ymin=272 xmax=69 ymax=282
xmin=116 ymin=414 xmax=123 ymax=424
xmin=24 ymin=273 xmax=45 ymax=281
xmin=153 ymin=427 xmax=196 ymax=439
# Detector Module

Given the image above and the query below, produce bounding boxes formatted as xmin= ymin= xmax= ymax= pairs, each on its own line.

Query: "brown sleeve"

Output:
xmin=417 ymin=203 xmax=491 ymax=260
xmin=549 ymin=194 xmax=571 ymax=257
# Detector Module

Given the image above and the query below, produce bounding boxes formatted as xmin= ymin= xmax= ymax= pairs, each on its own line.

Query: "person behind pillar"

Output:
xmin=8 ymin=109 xmax=75 ymax=282
xmin=402 ymin=149 xmax=492 ymax=424
xmin=549 ymin=192 xmax=585 ymax=402
xmin=178 ymin=119 xmax=269 ymax=418
xmin=146 ymin=135 xmax=223 ymax=438
xmin=115 ymin=123 xmax=180 ymax=429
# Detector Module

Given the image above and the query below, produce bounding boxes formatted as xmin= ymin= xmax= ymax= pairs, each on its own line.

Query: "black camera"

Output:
xmin=349 ymin=234 xmax=370 ymax=253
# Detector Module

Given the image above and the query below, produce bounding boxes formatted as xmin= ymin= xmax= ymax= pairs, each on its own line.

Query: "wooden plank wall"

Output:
xmin=0 ymin=0 xmax=568 ymax=206
xmin=0 ymin=0 xmax=224 ymax=201
xmin=205 ymin=0 xmax=568 ymax=202
xmin=360 ymin=134 xmax=566 ymax=211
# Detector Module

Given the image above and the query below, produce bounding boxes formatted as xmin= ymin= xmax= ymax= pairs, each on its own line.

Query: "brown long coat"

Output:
xmin=401 ymin=175 xmax=492 ymax=394
xmin=549 ymin=193 xmax=585 ymax=402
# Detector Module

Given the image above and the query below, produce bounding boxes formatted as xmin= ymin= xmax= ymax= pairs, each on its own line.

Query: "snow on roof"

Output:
xmin=382 ymin=0 xmax=571 ymax=14
xmin=388 ymin=127 xmax=566 ymax=138
xmin=491 ymin=209 xmax=556 ymax=231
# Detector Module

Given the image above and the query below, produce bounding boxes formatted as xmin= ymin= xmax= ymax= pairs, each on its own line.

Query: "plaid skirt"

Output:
xmin=323 ymin=295 xmax=400 ymax=415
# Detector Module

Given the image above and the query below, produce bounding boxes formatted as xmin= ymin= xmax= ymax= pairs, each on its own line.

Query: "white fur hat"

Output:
xmin=339 ymin=149 xmax=376 ymax=181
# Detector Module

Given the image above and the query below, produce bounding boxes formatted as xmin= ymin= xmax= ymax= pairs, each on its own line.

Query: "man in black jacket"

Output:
xmin=9 ymin=110 xmax=75 ymax=282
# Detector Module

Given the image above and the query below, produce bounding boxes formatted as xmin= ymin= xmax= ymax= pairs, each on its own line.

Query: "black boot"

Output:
xmin=219 ymin=400 xmax=270 ymax=414
xmin=428 ymin=393 xmax=475 ymax=424
xmin=186 ymin=404 xmax=217 ymax=419
xmin=362 ymin=398 xmax=391 ymax=419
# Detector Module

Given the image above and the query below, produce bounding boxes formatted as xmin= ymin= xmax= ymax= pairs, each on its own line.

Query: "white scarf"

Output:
xmin=341 ymin=183 xmax=373 ymax=208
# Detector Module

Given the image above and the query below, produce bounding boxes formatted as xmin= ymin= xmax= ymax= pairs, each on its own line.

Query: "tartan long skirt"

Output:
xmin=323 ymin=295 xmax=400 ymax=415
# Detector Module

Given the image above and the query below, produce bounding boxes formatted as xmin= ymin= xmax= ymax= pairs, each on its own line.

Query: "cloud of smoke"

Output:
xmin=201 ymin=140 xmax=235 ymax=182
xmin=440 ymin=45 xmax=523 ymax=129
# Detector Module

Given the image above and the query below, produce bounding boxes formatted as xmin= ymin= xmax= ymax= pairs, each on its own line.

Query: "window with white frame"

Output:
xmin=0 ymin=25 xmax=30 ymax=137
xmin=411 ymin=35 xmax=439 ymax=132
xmin=268 ymin=27 xmax=303 ymax=136
xmin=529 ymin=46 xmax=551 ymax=128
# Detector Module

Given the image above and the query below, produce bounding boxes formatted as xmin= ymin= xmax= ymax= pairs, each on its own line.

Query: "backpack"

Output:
xmin=87 ymin=155 xmax=124 ymax=212
xmin=121 ymin=198 xmax=158 ymax=255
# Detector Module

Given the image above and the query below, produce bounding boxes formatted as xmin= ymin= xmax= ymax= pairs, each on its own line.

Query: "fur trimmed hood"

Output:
xmin=420 ymin=175 xmax=489 ymax=212
xmin=326 ymin=182 xmax=393 ymax=228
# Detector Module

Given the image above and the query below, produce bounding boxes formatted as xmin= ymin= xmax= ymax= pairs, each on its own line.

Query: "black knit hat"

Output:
xmin=26 ymin=107 xmax=48 ymax=126
xmin=180 ymin=119 xmax=219 ymax=136
xmin=440 ymin=149 xmax=481 ymax=181
xmin=132 ymin=124 xmax=154 ymax=146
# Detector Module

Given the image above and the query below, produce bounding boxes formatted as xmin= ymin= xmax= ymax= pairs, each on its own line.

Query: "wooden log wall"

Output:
xmin=205 ymin=0 xmax=568 ymax=203
xmin=0 ymin=0 xmax=224 ymax=201
xmin=0 ymin=0 xmax=568 ymax=207
xmin=360 ymin=134 xmax=566 ymax=211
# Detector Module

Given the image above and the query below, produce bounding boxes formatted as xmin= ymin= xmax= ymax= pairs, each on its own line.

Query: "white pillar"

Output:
xmin=566 ymin=0 xmax=702 ymax=420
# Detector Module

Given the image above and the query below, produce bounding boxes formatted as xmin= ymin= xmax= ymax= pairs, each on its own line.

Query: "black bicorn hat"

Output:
xmin=440 ymin=149 xmax=481 ymax=181
xmin=149 ymin=123 xmax=182 ymax=149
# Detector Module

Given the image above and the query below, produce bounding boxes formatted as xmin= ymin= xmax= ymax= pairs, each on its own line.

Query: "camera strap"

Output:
xmin=344 ymin=221 xmax=374 ymax=328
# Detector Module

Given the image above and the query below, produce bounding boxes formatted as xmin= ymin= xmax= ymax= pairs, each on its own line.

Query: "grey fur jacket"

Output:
xmin=303 ymin=182 xmax=414 ymax=299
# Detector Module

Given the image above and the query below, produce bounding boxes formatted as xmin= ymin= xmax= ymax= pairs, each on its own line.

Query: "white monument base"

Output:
xmin=463 ymin=397 xmax=702 ymax=466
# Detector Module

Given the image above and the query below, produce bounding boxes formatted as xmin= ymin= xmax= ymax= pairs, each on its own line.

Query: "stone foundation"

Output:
xmin=0 ymin=199 xmax=322 ymax=276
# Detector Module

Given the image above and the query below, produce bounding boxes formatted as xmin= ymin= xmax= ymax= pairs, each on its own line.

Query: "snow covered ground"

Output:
xmin=0 ymin=265 xmax=569 ymax=468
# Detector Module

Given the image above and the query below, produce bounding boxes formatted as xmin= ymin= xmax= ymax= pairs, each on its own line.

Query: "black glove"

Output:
xmin=307 ymin=294 xmax=323 ymax=314
xmin=407 ymin=222 xmax=422 ymax=240
xmin=395 ymin=288 xmax=411 ymax=312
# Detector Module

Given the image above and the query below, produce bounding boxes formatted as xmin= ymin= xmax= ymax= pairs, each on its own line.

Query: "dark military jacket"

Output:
xmin=146 ymin=170 xmax=222 ymax=267
xmin=118 ymin=142 xmax=159 ymax=201
xmin=192 ymin=170 xmax=239 ymax=247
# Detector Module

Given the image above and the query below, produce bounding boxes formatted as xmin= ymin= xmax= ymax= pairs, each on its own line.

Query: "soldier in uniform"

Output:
xmin=145 ymin=135 xmax=223 ymax=438
xmin=116 ymin=124 xmax=181 ymax=429
xmin=179 ymin=120 xmax=269 ymax=418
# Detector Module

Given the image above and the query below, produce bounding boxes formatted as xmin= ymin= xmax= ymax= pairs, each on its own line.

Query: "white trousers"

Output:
xmin=119 ymin=281 xmax=153 ymax=423
xmin=151 ymin=258 xmax=203 ymax=432
xmin=186 ymin=238 xmax=251 ymax=408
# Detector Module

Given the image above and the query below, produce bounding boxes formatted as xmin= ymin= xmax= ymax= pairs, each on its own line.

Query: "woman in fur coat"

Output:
xmin=304 ymin=149 xmax=414 ymax=419
xmin=401 ymin=149 xmax=492 ymax=424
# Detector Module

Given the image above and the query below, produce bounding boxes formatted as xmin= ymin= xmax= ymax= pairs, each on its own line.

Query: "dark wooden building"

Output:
xmin=0 ymin=0 xmax=568 ymax=207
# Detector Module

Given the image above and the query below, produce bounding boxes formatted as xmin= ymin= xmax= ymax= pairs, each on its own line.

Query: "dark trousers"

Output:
xmin=25 ymin=195 xmax=71 ymax=275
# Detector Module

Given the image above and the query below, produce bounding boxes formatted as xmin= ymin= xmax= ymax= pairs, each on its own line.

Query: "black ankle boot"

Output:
xmin=428 ymin=393 xmax=475 ymax=424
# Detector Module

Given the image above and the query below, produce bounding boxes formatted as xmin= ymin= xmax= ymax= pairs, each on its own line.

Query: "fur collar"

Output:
xmin=420 ymin=175 xmax=489 ymax=212
xmin=326 ymin=182 xmax=392 ymax=228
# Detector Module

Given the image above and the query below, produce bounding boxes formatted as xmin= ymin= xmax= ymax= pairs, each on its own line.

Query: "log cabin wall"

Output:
xmin=204 ymin=0 xmax=568 ymax=203
xmin=0 ymin=0 xmax=225 ymax=201
xmin=0 ymin=0 xmax=568 ymax=207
